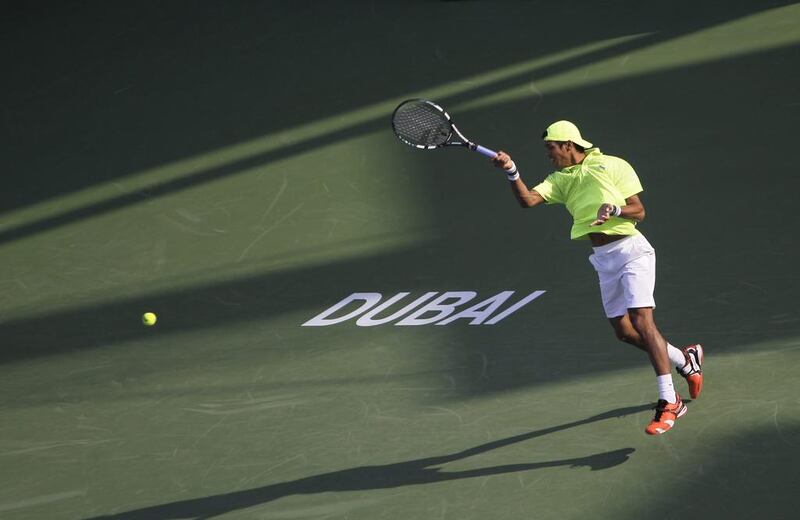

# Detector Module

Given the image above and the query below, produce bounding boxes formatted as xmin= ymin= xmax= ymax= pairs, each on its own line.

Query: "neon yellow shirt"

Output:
xmin=532 ymin=149 xmax=643 ymax=240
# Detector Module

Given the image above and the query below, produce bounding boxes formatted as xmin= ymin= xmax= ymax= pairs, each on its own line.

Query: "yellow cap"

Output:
xmin=542 ymin=120 xmax=593 ymax=149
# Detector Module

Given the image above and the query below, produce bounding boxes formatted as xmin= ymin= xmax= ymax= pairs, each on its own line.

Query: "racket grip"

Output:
xmin=473 ymin=144 xmax=497 ymax=158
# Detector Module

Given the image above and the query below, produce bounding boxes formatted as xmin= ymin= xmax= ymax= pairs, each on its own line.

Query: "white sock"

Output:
xmin=667 ymin=343 xmax=686 ymax=371
xmin=657 ymin=374 xmax=677 ymax=403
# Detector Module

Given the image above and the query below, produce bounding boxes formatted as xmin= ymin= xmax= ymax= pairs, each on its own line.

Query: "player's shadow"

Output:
xmin=85 ymin=404 xmax=646 ymax=520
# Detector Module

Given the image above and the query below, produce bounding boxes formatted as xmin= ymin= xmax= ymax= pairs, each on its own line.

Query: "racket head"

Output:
xmin=391 ymin=99 xmax=454 ymax=150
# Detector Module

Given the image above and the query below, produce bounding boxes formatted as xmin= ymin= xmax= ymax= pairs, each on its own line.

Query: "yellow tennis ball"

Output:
xmin=142 ymin=312 xmax=157 ymax=326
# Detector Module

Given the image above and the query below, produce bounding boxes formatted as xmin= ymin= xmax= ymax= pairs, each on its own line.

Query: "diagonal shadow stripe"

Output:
xmin=6 ymin=0 xmax=794 ymax=247
xmin=1 ymin=34 xmax=651 ymax=246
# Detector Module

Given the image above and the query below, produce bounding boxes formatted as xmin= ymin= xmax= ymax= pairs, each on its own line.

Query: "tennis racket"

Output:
xmin=391 ymin=99 xmax=497 ymax=158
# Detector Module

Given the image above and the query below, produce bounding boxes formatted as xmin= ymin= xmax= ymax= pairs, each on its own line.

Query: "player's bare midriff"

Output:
xmin=589 ymin=233 xmax=629 ymax=247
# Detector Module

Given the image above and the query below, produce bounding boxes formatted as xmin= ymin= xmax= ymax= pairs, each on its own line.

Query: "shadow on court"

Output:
xmin=84 ymin=405 xmax=644 ymax=520
xmin=3 ymin=3 xmax=799 ymax=520
xmin=1 ymin=0 xmax=795 ymax=241
xmin=629 ymin=422 xmax=800 ymax=519
xmin=3 ymin=1 xmax=798 ymax=386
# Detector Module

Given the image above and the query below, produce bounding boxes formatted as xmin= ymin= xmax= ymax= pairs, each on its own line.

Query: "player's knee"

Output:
xmin=616 ymin=331 xmax=636 ymax=344
xmin=610 ymin=317 xmax=637 ymax=344
xmin=628 ymin=311 xmax=655 ymax=335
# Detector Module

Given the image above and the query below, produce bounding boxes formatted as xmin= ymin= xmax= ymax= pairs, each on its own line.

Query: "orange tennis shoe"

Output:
xmin=645 ymin=394 xmax=687 ymax=435
xmin=679 ymin=344 xmax=704 ymax=399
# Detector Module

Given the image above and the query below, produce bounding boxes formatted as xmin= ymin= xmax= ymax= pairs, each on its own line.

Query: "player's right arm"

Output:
xmin=492 ymin=151 xmax=546 ymax=208
xmin=509 ymin=177 xmax=546 ymax=208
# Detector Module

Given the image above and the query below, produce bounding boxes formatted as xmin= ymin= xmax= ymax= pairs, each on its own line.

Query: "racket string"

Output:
xmin=393 ymin=103 xmax=451 ymax=147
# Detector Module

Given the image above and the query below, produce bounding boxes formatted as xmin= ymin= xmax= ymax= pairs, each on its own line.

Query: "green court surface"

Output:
xmin=2 ymin=2 xmax=799 ymax=518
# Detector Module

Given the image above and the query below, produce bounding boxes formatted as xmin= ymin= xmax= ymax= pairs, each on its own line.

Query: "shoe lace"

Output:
xmin=680 ymin=352 xmax=701 ymax=376
xmin=651 ymin=399 xmax=679 ymax=421
xmin=679 ymin=361 xmax=696 ymax=377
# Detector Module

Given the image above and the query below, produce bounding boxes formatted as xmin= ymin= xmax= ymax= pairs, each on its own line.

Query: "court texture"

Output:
xmin=2 ymin=1 xmax=799 ymax=519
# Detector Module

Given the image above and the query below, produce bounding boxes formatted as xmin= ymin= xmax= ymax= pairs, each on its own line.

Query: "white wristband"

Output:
xmin=504 ymin=160 xmax=518 ymax=181
xmin=613 ymin=205 xmax=622 ymax=216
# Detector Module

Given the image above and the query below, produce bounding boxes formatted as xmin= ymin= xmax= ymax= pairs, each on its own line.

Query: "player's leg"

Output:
xmin=626 ymin=306 xmax=687 ymax=434
xmin=592 ymin=237 xmax=692 ymax=434
xmin=609 ymin=312 xmax=689 ymax=366
xmin=618 ymin=237 xmax=704 ymax=400
xmin=604 ymin=305 xmax=688 ymax=434
xmin=608 ymin=314 xmax=646 ymax=351
xmin=609 ymin=313 xmax=702 ymax=398
xmin=595 ymin=248 xmax=671 ymax=363
xmin=618 ymin=240 xmax=689 ymax=434
xmin=627 ymin=307 xmax=671 ymax=375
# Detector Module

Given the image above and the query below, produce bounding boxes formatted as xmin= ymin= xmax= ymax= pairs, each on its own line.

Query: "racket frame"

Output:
xmin=391 ymin=99 xmax=497 ymax=158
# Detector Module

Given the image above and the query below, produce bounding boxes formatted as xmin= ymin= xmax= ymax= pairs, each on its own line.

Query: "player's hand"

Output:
xmin=590 ymin=203 xmax=615 ymax=226
xmin=492 ymin=151 xmax=515 ymax=171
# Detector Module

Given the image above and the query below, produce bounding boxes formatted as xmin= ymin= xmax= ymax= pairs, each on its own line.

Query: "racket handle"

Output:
xmin=472 ymin=144 xmax=497 ymax=158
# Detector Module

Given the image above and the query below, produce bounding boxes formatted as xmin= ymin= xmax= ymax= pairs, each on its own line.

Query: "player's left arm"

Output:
xmin=590 ymin=194 xmax=645 ymax=226
xmin=620 ymin=193 xmax=645 ymax=221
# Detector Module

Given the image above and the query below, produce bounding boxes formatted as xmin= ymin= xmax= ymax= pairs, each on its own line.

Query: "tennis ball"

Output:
xmin=142 ymin=312 xmax=157 ymax=326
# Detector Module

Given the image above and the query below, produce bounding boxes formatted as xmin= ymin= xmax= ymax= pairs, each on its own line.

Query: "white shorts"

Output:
xmin=588 ymin=234 xmax=656 ymax=318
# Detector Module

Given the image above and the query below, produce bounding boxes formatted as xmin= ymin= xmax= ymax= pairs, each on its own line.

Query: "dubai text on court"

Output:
xmin=302 ymin=290 xmax=546 ymax=327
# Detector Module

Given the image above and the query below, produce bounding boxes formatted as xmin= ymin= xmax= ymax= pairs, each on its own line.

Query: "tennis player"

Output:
xmin=492 ymin=121 xmax=703 ymax=435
